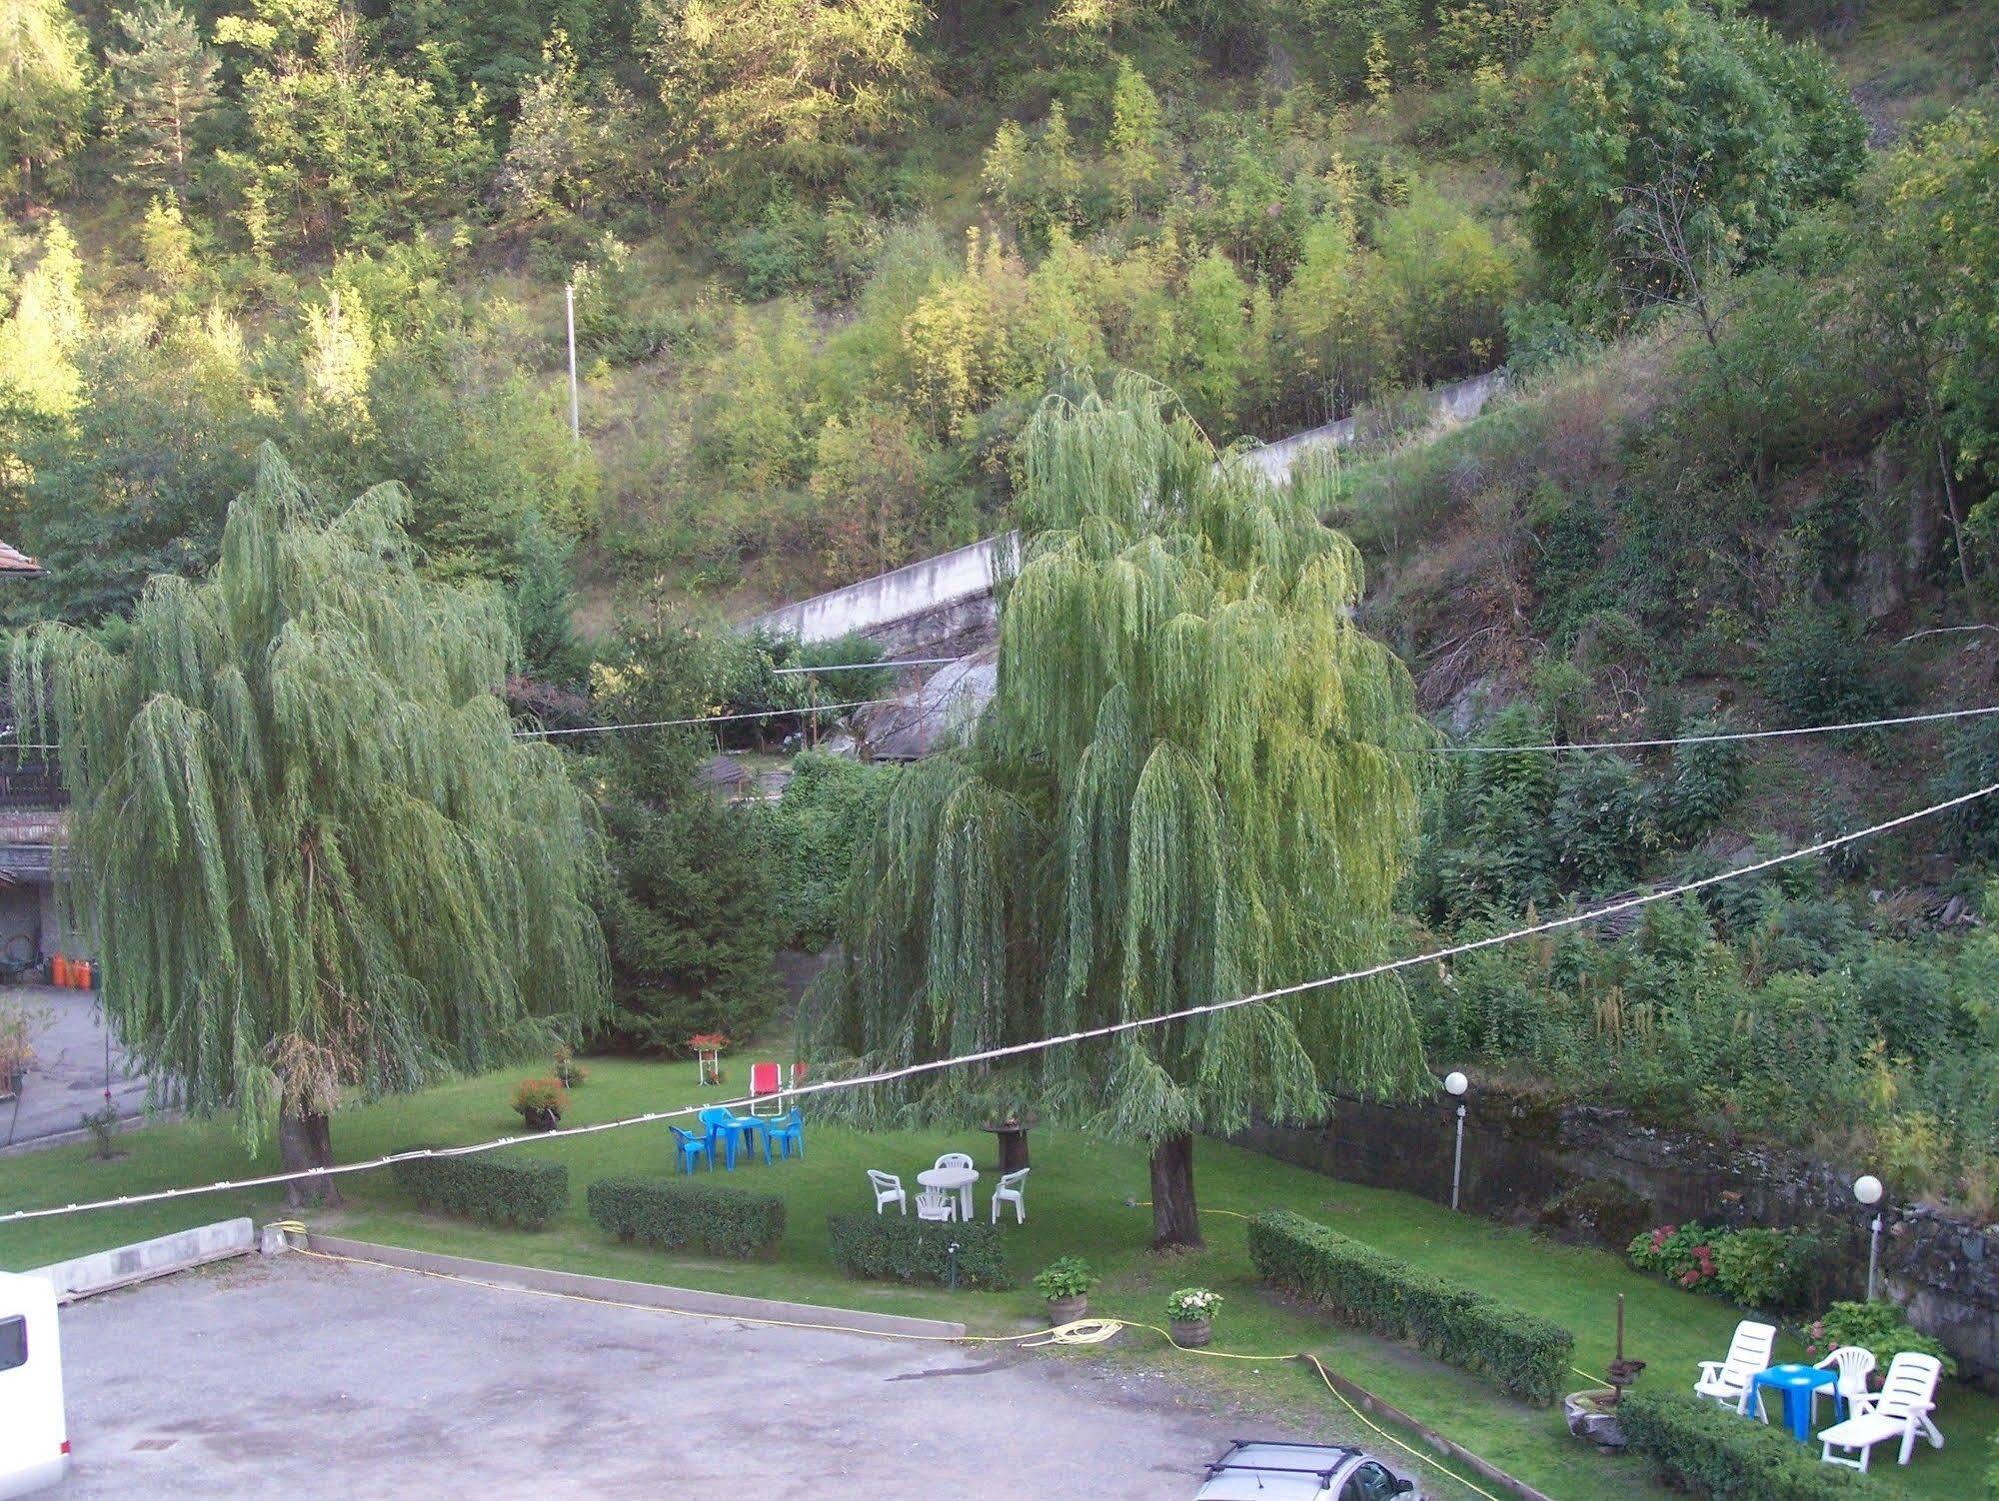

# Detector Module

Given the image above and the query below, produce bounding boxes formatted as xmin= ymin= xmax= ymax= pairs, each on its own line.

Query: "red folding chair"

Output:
xmin=749 ymin=1060 xmax=783 ymax=1117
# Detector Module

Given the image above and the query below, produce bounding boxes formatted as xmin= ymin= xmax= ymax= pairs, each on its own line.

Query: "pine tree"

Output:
xmin=106 ymin=0 xmax=217 ymax=198
xmin=809 ymin=378 xmax=1433 ymax=1246
xmin=11 ymin=448 xmax=608 ymax=1203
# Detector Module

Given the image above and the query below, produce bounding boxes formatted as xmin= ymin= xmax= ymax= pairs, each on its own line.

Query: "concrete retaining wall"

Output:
xmin=28 ymin=1216 xmax=256 ymax=1302
xmin=752 ymin=534 xmax=1019 ymax=646
xmin=750 ymin=371 xmax=1509 ymax=648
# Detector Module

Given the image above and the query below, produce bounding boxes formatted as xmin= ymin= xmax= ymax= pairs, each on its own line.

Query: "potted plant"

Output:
xmin=552 ymin=1049 xmax=588 ymax=1088
xmin=511 ymin=1077 xmax=569 ymax=1131
xmin=1167 ymin=1287 xmax=1222 ymax=1348
xmin=1034 ymin=1257 xmax=1098 ymax=1324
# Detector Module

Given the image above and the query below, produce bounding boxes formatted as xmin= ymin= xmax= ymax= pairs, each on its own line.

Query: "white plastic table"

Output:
xmin=916 ymin=1166 xmax=979 ymax=1222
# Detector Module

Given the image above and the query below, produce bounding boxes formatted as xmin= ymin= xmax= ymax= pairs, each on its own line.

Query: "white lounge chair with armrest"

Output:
xmin=1695 ymin=1320 xmax=1777 ymax=1411
xmin=1818 ymin=1352 xmax=1944 ymax=1472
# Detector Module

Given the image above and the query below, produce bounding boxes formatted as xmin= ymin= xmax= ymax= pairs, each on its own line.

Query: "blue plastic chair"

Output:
xmin=767 ymin=1109 xmax=804 ymax=1160
xmin=698 ymin=1107 xmax=740 ymax=1170
xmin=669 ymin=1125 xmax=710 ymax=1174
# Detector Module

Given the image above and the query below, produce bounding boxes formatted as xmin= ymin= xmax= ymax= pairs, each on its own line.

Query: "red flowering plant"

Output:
xmin=1627 ymin=1222 xmax=1721 ymax=1291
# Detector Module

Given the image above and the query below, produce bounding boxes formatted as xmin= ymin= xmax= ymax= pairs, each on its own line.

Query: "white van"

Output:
xmin=0 ymin=1271 xmax=68 ymax=1499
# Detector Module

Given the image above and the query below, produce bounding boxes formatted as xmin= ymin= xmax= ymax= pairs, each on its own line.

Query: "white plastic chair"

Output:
xmin=867 ymin=1169 xmax=907 ymax=1216
xmin=1819 ymin=1352 xmax=1944 ymax=1472
xmin=1811 ymin=1346 xmax=1877 ymax=1426
xmin=914 ymin=1188 xmax=957 ymax=1222
xmin=990 ymin=1168 xmax=1030 ymax=1224
xmin=1694 ymin=1320 xmax=1777 ymax=1411
xmin=933 ymin=1152 xmax=975 ymax=1172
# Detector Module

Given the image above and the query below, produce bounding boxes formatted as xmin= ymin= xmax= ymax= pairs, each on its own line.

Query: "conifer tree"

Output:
xmin=810 ymin=378 xmax=1432 ymax=1246
xmin=12 ymin=448 xmax=608 ymax=1203
xmin=106 ymin=0 xmax=217 ymax=198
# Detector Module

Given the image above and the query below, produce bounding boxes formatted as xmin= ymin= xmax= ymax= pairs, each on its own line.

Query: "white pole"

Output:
xmin=565 ymin=282 xmax=580 ymax=443
xmin=1451 ymin=1103 xmax=1466 ymax=1212
xmin=1866 ymin=1215 xmax=1882 ymax=1302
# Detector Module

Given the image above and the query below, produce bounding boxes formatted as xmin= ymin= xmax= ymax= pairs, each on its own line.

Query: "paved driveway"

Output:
xmin=1 ymin=987 xmax=146 ymax=1151
xmin=49 ymin=1257 xmax=1336 ymax=1500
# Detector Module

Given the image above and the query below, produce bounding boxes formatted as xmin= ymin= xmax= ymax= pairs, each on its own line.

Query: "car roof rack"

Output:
xmin=1207 ymin=1439 xmax=1362 ymax=1482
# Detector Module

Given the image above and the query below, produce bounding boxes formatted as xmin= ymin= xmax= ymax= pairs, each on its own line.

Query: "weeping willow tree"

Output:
xmin=11 ymin=446 xmax=607 ymax=1203
xmin=807 ymin=377 xmax=1434 ymax=1247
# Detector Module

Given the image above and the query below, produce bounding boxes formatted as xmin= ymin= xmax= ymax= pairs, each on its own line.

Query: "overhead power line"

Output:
xmin=769 ymin=657 xmax=963 ymax=675
xmin=514 ymin=698 xmax=901 ymax=739
xmin=1433 ymin=702 xmax=1999 ymax=754
xmin=4 ymin=777 xmax=1991 ymax=1227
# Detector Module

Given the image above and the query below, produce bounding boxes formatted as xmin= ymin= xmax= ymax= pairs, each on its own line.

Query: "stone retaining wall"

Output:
xmin=1235 ymin=1092 xmax=1999 ymax=1390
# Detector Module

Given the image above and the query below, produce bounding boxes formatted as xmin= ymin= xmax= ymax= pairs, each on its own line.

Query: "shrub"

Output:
xmin=1621 ymin=1388 xmax=1872 ymax=1500
xmin=1758 ymin=602 xmax=1884 ymax=724
xmin=826 ymin=1211 xmax=1010 ymax=1289
xmin=511 ymin=1077 xmax=569 ymax=1123
xmin=1248 ymin=1210 xmax=1573 ymax=1404
xmin=1628 ymin=1222 xmax=1722 ymax=1291
xmin=586 ymin=1177 xmax=785 ymax=1259
xmin=1805 ymin=1301 xmax=1958 ymax=1378
xmin=1628 ymin=1223 xmax=1823 ymax=1309
xmin=391 ymin=1151 xmax=570 ymax=1228
xmin=552 ymin=1050 xmax=588 ymax=1088
xmin=1033 ymin=1256 xmax=1097 ymax=1300
xmin=1713 ymin=1228 xmax=1822 ymax=1311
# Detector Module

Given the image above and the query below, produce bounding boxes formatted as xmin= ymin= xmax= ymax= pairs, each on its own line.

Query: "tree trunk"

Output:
xmin=1149 ymin=1132 xmax=1203 ymax=1250
xmin=279 ymin=1109 xmax=340 ymax=1208
xmin=1936 ymin=424 xmax=1973 ymax=593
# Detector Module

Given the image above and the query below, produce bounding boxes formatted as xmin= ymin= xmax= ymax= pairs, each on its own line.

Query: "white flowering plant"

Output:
xmin=1167 ymin=1287 xmax=1222 ymax=1322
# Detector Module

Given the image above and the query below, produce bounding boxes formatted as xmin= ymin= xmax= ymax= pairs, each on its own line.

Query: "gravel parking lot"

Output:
xmin=48 ymin=1255 xmax=1331 ymax=1500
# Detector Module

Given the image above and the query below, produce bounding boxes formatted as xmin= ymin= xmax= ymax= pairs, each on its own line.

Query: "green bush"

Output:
xmin=827 ymin=1211 xmax=1011 ymax=1289
xmin=1805 ymin=1300 xmax=1958 ymax=1378
xmin=1628 ymin=1223 xmax=1821 ymax=1310
xmin=1248 ymin=1210 xmax=1573 ymax=1404
xmin=391 ymin=1151 xmax=569 ymax=1228
xmin=586 ymin=1176 xmax=785 ymax=1259
xmin=1620 ymin=1388 xmax=1873 ymax=1500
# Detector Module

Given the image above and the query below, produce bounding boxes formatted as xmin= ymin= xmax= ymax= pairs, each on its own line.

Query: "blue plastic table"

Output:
xmin=1750 ymin=1364 xmax=1839 ymax=1441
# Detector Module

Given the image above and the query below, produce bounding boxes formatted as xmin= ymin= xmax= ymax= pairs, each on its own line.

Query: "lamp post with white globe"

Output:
xmin=1854 ymin=1174 xmax=1884 ymax=1301
xmin=1445 ymin=1071 xmax=1469 ymax=1212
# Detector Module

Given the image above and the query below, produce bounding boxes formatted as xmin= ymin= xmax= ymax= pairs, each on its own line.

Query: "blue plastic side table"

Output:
xmin=1750 ymin=1364 xmax=1839 ymax=1441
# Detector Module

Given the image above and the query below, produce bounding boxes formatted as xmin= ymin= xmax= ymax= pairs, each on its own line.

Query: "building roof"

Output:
xmin=0 ymin=540 xmax=43 ymax=576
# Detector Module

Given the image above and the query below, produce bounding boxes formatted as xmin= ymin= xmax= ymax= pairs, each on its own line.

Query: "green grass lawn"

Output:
xmin=2 ymin=1056 xmax=1991 ymax=1501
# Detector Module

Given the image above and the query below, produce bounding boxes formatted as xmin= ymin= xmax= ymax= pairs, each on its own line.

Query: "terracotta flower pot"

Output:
xmin=1171 ymin=1317 xmax=1212 ymax=1348
xmin=1046 ymin=1294 xmax=1088 ymax=1324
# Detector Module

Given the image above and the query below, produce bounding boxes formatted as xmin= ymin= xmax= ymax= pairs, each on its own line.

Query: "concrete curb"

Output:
xmin=29 ymin=1216 xmax=256 ymax=1302
xmin=300 ymin=1233 xmax=969 ymax=1340
xmin=0 ymin=1107 xmax=166 ymax=1159
xmin=1312 ymin=1364 xmax=1557 ymax=1501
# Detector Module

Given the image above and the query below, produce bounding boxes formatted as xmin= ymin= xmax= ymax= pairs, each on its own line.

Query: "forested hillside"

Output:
xmin=4 ymin=0 xmax=1999 ymax=1210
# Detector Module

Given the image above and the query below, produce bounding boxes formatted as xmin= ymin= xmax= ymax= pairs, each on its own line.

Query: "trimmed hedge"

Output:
xmin=586 ymin=1177 xmax=785 ymax=1259
xmin=391 ymin=1151 xmax=569 ymax=1228
xmin=1621 ymin=1389 xmax=1875 ymax=1500
xmin=827 ymin=1211 xmax=1011 ymax=1289
xmin=1248 ymin=1209 xmax=1573 ymax=1404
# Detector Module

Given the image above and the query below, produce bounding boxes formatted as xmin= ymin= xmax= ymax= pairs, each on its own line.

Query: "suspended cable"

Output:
xmin=1430 ymin=701 xmax=1999 ymax=754
xmin=769 ymin=657 xmax=963 ymax=675
xmin=513 ymin=697 xmax=901 ymax=739
xmin=4 ymin=778 xmax=1990 ymax=1227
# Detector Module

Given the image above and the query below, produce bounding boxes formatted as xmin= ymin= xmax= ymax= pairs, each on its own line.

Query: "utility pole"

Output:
xmin=565 ymin=282 xmax=581 ymax=443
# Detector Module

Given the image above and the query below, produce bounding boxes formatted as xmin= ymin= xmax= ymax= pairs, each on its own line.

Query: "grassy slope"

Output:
xmin=2 ymin=1057 xmax=1991 ymax=1499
